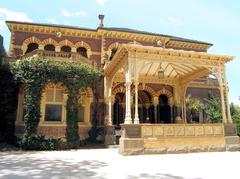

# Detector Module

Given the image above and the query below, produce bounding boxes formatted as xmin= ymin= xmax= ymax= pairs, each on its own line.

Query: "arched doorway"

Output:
xmin=25 ymin=43 xmax=38 ymax=54
xmin=158 ymin=94 xmax=171 ymax=123
xmin=61 ymin=45 xmax=71 ymax=52
xmin=137 ymin=90 xmax=154 ymax=123
xmin=112 ymin=90 xmax=155 ymax=126
xmin=44 ymin=44 xmax=55 ymax=51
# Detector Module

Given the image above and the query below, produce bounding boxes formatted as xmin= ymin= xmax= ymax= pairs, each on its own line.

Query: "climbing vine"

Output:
xmin=11 ymin=56 xmax=101 ymax=147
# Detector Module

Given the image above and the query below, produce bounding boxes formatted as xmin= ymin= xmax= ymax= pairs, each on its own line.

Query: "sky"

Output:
xmin=0 ymin=0 xmax=239 ymax=105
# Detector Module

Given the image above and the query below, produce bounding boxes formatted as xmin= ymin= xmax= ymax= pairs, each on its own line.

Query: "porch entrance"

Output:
xmin=113 ymin=91 xmax=172 ymax=126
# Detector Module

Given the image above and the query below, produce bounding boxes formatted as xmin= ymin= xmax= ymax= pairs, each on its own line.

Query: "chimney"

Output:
xmin=98 ymin=14 xmax=105 ymax=27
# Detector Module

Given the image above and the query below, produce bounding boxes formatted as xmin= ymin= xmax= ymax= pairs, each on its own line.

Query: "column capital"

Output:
xmin=55 ymin=46 xmax=60 ymax=52
xmin=105 ymin=94 xmax=115 ymax=100
xmin=71 ymin=47 xmax=77 ymax=52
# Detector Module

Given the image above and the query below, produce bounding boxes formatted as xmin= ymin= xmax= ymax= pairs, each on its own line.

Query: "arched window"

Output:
xmin=61 ymin=46 xmax=71 ymax=53
xmin=25 ymin=43 xmax=38 ymax=54
xmin=44 ymin=44 xmax=55 ymax=51
xmin=77 ymin=47 xmax=88 ymax=58
xmin=110 ymin=48 xmax=117 ymax=61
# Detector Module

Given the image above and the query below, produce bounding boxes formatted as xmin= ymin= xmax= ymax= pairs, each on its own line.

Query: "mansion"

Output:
xmin=6 ymin=15 xmax=239 ymax=154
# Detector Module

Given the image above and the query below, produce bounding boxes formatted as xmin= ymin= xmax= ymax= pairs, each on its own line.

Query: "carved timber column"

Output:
xmin=106 ymin=96 xmax=115 ymax=125
xmin=212 ymin=67 xmax=227 ymax=123
xmin=134 ymin=82 xmax=140 ymax=124
xmin=104 ymin=76 xmax=114 ymax=125
xmin=182 ymin=86 xmax=187 ymax=123
xmin=173 ymin=85 xmax=183 ymax=123
xmin=124 ymin=61 xmax=132 ymax=124
xmin=145 ymin=103 xmax=151 ymax=123
xmin=153 ymin=96 xmax=159 ymax=124
xmin=169 ymin=97 xmax=174 ymax=123
xmin=223 ymin=66 xmax=232 ymax=123
xmin=134 ymin=57 xmax=140 ymax=124
xmin=220 ymin=84 xmax=227 ymax=123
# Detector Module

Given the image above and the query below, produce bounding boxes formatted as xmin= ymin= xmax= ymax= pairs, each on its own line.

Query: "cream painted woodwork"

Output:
xmin=104 ymin=44 xmax=233 ymax=125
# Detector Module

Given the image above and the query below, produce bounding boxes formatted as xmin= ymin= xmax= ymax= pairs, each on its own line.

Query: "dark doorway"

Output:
xmin=158 ymin=94 xmax=171 ymax=123
xmin=113 ymin=93 xmax=124 ymax=128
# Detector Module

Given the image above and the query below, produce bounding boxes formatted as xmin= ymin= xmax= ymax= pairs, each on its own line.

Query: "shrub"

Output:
xmin=204 ymin=93 xmax=222 ymax=123
xmin=19 ymin=135 xmax=60 ymax=150
xmin=231 ymin=103 xmax=240 ymax=136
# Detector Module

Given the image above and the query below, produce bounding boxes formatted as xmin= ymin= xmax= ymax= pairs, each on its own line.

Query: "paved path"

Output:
xmin=0 ymin=148 xmax=239 ymax=179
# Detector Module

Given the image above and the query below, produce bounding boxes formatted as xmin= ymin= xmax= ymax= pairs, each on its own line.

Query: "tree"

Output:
xmin=204 ymin=94 xmax=222 ymax=123
xmin=0 ymin=38 xmax=18 ymax=143
xmin=186 ymin=95 xmax=203 ymax=123
xmin=0 ymin=35 xmax=6 ymax=65
xmin=231 ymin=103 xmax=240 ymax=136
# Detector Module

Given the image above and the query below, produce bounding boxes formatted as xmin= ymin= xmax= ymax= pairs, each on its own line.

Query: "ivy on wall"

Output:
xmin=11 ymin=57 xmax=101 ymax=147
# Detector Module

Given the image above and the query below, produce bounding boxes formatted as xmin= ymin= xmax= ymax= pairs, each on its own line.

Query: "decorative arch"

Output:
xmin=75 ymin=41 xmax=92 ymax=58
xmin=112 ymin=86 xmax=125 ymax=96
xmin=42 ymin=83 xmax=67 ymax=92
xmin=156 ymin=88 xmax=173 ymax=98
xmin=107 ymin=42 xmax=120 ymax=51
xmin=107 ymin=42 xmax=120 ymax=61
xmin=58 ymin=39 xmax=74 ymax=48
xmin=41 ymin=38 xmax=58 ymax=46
xmin=138 ymin=91 xmax=152 ymax=104
xmin=137 ymin=85 xmax=156 ymax=97
xmin=22 ymin=36 xmax=41 ymax=53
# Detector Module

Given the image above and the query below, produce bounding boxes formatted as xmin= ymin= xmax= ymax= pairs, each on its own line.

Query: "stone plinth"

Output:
xmin=104 ymin=125 xmax=116 ymax=145
xmin=119 ymin=123 xmax=240 ymax=155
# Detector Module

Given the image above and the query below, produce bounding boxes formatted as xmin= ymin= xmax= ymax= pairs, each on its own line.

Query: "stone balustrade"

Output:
xmin=19 ymin=49 xmax=92 ymax=65
xmin=141 ymin=124 xmax=224 ymax=138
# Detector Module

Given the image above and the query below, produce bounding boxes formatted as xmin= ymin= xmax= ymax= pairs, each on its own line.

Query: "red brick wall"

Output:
xmin=186 ymin=87 xmax=220 ymax=102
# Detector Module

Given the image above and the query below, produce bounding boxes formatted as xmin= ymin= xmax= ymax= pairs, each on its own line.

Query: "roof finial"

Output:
xmin=98 ymin=14 xmax=105 ymax=27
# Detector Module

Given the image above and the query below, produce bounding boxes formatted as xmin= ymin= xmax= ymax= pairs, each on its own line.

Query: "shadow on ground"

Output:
xmin=0 ymin=151 xmax=107 ymax=179
xmin=127 ymin=173 xmax=202 ymax=179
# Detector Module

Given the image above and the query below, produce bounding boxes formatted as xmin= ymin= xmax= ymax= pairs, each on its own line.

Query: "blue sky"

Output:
xmin=0 ymin=0 xmax=239 ymax=105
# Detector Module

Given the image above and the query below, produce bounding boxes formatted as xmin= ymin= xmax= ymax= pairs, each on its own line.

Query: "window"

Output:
xmin=44 ymin=87 xmax=64 ymax=122
xmin=77 ymin=47 xmax=88 ymax=58
xmin=77 ymin=106 xmax=85 ymax=122
xmin=25 ymin=43 xmax=38 ymax=54
xmin=76 ymin=90 xmax=87 ymax=123
xmin=44 ymin=44 xmax=55 ymax=51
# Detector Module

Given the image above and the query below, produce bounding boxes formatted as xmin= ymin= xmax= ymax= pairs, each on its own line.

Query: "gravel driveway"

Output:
xmin=0 ymin=148 xmax=239 ymax=179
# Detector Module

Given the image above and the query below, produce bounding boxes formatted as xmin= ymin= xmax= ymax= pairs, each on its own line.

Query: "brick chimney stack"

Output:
xmin=98 ymin=14 xmax=105 ymax=27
